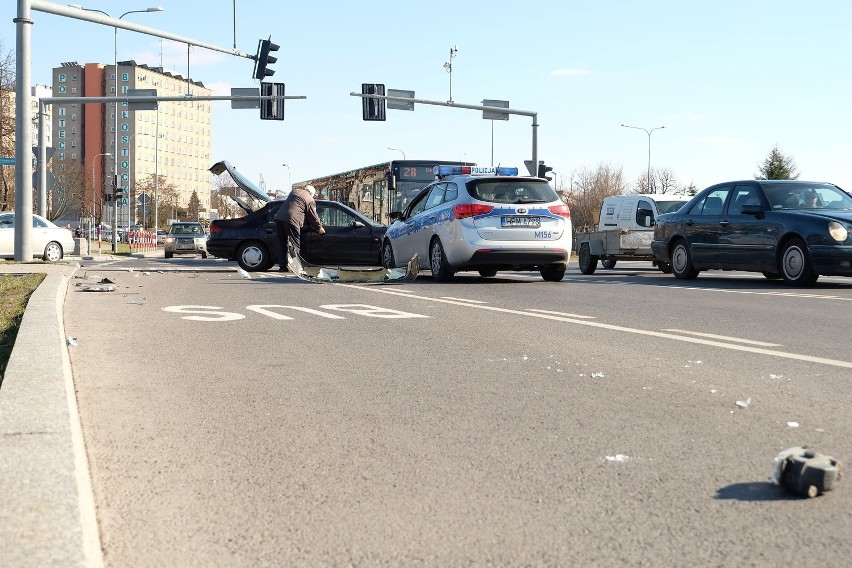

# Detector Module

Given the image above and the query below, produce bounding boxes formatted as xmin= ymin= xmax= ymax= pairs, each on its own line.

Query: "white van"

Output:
xmin=576 ymin=193 xmax=691 ymax=274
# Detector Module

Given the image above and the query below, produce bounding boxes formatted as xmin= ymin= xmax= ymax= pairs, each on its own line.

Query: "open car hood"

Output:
xmin=210 ymin=160 xmax=272 ymax=215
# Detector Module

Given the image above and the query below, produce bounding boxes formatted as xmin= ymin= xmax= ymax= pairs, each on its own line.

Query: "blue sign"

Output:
xmin=0 ymin=157 xmax=15 ymax=166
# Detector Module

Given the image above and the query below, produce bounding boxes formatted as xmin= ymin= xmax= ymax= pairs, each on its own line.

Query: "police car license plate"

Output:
xmin=501 ymin=216 xmax=540 ymax=228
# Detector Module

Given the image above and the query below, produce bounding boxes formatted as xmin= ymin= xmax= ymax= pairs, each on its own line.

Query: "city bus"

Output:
xmin=294 ymin=159 xmax=473 ymax=224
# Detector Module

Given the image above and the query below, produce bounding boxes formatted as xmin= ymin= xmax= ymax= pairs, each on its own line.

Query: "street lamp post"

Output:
xmin=621 ymin=123 xmax=665 ymax=192
xmin=387 ymin=147 xmax=406 ymax=161
xmin=71 ymin=5 xmax=164 ymax=250
xmin=282 ymin=163 xmax=291 ymax=192
xmin=90 ymin=152 xmax=112 ymax=251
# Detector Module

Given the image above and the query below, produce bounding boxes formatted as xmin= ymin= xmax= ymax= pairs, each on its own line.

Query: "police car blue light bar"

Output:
xmin=433 ymin=165 xmax=519 ymax=177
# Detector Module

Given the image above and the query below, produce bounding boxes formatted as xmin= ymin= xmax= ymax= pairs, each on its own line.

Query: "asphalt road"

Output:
xmin=63 ymin=257 xmax=852 ymax=566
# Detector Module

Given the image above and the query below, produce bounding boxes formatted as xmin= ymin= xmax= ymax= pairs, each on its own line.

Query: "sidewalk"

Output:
xmin=0 ymin=259 xmax=101 ymax=568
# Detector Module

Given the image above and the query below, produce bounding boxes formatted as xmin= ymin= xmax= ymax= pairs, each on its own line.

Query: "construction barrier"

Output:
xmin=129 ymin=230 xmax=158 ymax=253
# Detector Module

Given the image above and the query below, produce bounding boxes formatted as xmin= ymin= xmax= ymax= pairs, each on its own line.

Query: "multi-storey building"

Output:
xmin=4 ymin=85 xmax=53 ymax=152
xmin=51 ymin=60 xmax=212 ymax=226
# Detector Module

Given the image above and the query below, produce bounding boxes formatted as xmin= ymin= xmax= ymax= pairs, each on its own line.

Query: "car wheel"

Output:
xmin=165 ymin=251 xmax=173 ymax=259
xmin=779 ymin=238 xmax=818 ymax=286
xmin=43 ymin=241 xmax=63 ymax=262
xmin=237 ymin=241 xmax=271 ymax=272
xmin=429 ymin=239 xmax=454 ymax=282
xmin=382 ymin=240 xmax=396 ymax=268
xmin=540 ymin=264 xmax=566 ymax=282
xmin=762 ymin=272 xmax=782 ymax=280
xmin=478 ymin=269 xmax=497 ymax=278
xmin=601 ymin=259 xmax=617 ymax=269
xmin=671 ymin=240 xmax=699 ymax=279
xmin=578 ymin=243 xmax=598 ymax=275
xmin=656 ymin=261 xmax=673 ymax=274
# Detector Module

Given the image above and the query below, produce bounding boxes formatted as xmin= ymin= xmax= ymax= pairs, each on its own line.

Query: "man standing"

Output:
xmin=275 ymin=184 xmax=325 ymax=270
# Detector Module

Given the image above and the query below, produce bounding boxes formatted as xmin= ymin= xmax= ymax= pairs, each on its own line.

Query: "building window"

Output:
xmin=71 ymin=87 xmax=77 ymax=94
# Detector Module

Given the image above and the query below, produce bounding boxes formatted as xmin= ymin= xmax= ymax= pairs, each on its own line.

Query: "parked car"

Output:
xmin=207 ymin=160 xmax=387 ymax=271
xmin=651 ymin=180 xmax=852 ymax=286
xmin=382 ymin=165 xmax=572 ymax=281
xmin=156 ymin=229 xmax=168 ymax=245
xmin=0 ymin=211 xmax=75 ymax=261
xmin=164 ymin=222 xmax=208 ymax=259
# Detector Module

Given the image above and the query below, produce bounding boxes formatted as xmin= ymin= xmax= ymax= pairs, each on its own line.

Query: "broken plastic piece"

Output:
xmin=66 ymin=336 xmax=78 ymax=346
xmin=735 ymin=397 xmax=752 ymax=408
xmin=287 ymin=241 xmax=419 ymax=284
xmin=772 ymin=446 xmax=843 ymax=498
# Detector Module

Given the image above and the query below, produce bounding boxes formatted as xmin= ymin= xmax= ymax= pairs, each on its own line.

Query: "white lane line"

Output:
xmin=440 ymin=296 xmax=487 ymax=303
xmin=337 ymin=284 xmax=852 ymax=369
xmin=526 ymin=309 xmax=596 ymax=319
xmin=662 ymin=329 xmax=782 ymax=347
xmin=652 ymin=284 xmax=851 ymax=301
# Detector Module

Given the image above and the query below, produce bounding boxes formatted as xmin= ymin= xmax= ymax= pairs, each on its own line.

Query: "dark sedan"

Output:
xmin=207 ymin=161 xmax=386 ymax=271
xmin=651 ymin=180 xmax=852 ymax=286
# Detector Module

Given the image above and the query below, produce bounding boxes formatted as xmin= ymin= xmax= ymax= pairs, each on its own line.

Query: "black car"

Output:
xmin=651 ymin=180 xmax=852 ymax=286
xmin=207 ymin=161 xmax=387 ymax=271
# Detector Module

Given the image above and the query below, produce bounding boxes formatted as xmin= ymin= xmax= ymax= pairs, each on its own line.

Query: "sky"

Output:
xmin=5 ymin=0 xmax=852 ymax=195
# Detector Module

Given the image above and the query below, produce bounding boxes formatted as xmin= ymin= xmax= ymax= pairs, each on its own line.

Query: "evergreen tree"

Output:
xmin=756 ymin=145 xmax=799 ymax=180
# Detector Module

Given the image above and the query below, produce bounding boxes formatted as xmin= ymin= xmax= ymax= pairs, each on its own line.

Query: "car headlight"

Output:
xmin=165 ymin=237 xmax=175 ymax=243
xmin=828 ymin=221 xmax=848 ymax=243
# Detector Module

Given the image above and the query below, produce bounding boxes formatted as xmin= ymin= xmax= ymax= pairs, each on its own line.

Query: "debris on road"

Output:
xmin=66 ymin=336 xmax=78 ymax=346
xmin=736 ymin=397 xmax=752 ymax=409
xmin=772 ymin=446 xmax=843 ymax=498
xmin=78 ymin=277 xmax=117 ymax=292
xmin=606 ymin=454 xmax=629 ymax=462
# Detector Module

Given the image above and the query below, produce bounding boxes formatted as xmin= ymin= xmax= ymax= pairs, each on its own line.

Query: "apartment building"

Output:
xmin=51 ymin=60 xmax=213 ymax=224
xmin=4 ymin=84 xmax=53 ymax=151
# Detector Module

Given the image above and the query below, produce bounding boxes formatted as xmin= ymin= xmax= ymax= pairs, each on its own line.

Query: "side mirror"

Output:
xmin=351 ymin=221 xmax=365 ymax=228
xmin=388 ymin=211 xmax=402 ymax=221
xmin=740 ymin=203 xmax=763 ymax=216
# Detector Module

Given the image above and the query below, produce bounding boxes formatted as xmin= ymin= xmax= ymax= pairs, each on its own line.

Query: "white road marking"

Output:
xmin=662 ymin=329 xmax=782 ymax=347
xmin=440 ymin=296 xmax=487 ymax=304
xmin=526 ymin=309 xmax=596 ymax=319
xmin=339 ymin=284 xmax=852 ymax=369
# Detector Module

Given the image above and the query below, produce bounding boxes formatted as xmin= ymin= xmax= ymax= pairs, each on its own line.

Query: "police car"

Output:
xmin=382 ymin=165 xmax=572 ymax=281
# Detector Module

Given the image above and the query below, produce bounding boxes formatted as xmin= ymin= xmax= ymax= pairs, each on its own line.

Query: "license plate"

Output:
xmin=178 ymin=244 xmax=194 ymax=250
xmin=501 ymin=216 xmax=540 ymax=228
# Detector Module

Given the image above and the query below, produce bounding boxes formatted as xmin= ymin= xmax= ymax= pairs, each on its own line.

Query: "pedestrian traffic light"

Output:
xmin=538 ymin=162 xmax=553 ymax=180
xmin=114 ymin=187 xmax=125 ymax=198
xmin=253 ymin=38 xmax=279 ymax=80
xmin=362 ymin=83 xmax=386 ymax=121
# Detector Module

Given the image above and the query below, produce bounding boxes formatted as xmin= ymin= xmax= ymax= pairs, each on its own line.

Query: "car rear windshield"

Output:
xmin=468 ymin=179 xmax=558 ymax=204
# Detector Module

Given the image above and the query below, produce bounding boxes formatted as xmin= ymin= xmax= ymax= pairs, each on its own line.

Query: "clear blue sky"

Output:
xmin=6 ymin=0 xmax=852 ymax=194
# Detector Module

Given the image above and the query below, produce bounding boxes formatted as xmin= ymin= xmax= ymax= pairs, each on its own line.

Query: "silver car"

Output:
xmin=164 ymin=222 xmax=208 ymax=259
xmin=0 ymin=211 xmax=76 ymax=261
xmin=382 ymin=165 xmax=573 ymax=281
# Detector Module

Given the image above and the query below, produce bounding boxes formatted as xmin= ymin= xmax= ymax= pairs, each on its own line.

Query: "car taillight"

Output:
xmin=453 ymin=203 xmax=494 ymax=219
xmin=549 ymin=204 xmax=571 ymax=218
xmin=209 ymin=224 xmax=222 ymax=235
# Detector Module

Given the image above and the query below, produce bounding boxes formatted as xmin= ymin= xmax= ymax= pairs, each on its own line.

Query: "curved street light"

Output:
xmin=71 ymin=5 xmax=164 ymax=250
xmin=387 ymin=147 xmax=406 ymax=161
xmin=282 ymin=163 xmax=291 ymax=191
xmin=621 ymin=123 xmax=665 ymax=192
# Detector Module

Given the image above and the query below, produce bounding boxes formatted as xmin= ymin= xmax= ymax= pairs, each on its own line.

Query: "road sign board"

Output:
xmin=0 ymin=157 xmax=15 ymax=165
xmin=482 ymin=99 xmax=510 ymax=121
xmin=388 ymin=89 xmax=415 ymax=111
xmin=231 ymin=88 xmax=259 ymax=109
xmin=127 ymin=89 xmax=158 ymax=111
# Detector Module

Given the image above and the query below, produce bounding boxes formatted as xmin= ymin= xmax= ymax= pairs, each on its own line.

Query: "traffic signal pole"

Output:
xmin=351 ymin=91 xmax=539 ymax=177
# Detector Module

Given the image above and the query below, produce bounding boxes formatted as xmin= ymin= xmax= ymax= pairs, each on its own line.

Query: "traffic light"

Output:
xmin=362 ymin=83 xmax=386 ymax=121
xmin=114 ymin=187 xmax=125 ymax=199
xmin=538 ymin=162 xmax=553 ymax=180
xmin=253 ymin=38 xmax=279 ymax=80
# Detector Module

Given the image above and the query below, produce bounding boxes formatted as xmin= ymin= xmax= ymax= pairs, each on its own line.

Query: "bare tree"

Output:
xmin=633 ymin=167 xmax=685 ymax=194
xmin=0 ymin=42 xmax=16 ymax=211
xmin=48 ymin=159 xmax=86 ymax=221
xmin=134 ymin=173 xmax=180 ymax=227
xmin=565 ymin=163 xmax=627 ymax=230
